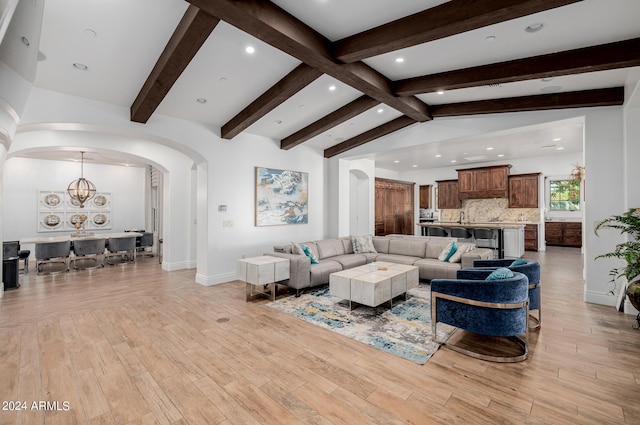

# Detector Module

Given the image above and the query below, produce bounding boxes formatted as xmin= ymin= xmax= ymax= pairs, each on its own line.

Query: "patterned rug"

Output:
xmin=266 ymin=283 xmax=455 ymax=364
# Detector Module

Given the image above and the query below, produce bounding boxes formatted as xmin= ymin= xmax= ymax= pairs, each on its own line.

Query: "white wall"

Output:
xmin=2 ymin=157 xmax=145 ymax=241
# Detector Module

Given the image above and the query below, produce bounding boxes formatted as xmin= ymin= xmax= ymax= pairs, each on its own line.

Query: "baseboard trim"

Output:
xmin=195 ymin=271 xmax=236 ymax=286
xmin=161 ymin=260 xmax=195 ymax=271
xmin=584 ymin=290 xmax=617 ymax=307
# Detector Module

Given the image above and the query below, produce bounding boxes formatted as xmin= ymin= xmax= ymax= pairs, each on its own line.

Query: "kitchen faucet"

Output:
xmin=459 ymin=211 xmax=465 ymax=224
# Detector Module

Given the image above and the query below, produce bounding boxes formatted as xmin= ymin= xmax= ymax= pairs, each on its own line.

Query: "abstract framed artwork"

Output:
xmin=256 ymin=167 xmax=308 ymax=226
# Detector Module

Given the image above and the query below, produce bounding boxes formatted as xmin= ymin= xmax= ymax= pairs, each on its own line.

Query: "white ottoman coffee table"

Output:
xmin=237 ymin=256 xmax=290 ymax=301
xmin=329 ymin=262 xmax=419 ymax=309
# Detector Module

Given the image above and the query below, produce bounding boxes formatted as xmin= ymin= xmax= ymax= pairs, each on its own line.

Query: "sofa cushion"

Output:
xmin=372 ymin=237 xmax=389 ymax=254
xmin=374 ymin=254 xmax=421 ymax=265
xmin=438 ymin=241 xmax=457 ymax=261
xmin=352 ymin=235 xmax=377 ymax=254
xmin=362 ymin=253 xmax=378 ymax=263
xmin=301 ymin=242 xmax=319 ymax=260
xmin=291 ymin=242 xmax=304 ymax=255
xmin=341 ymin=237 xmax=354 ymax=254
xmin=310 ymin=260 xmax=343 ymax=286
xmin=331 ymin=254 xmax=367 ymax=269
xmin=301 ymin=243 xmax=319 ymax=264
xmin=427 ymin=239 xmax=455 ymax=259
xmin=316 ymin=239 xmax=345 ymax=260
xmin=414 ymin=258 xmax=461 ymax=280
xmin=388 ymin=239 xmax=427 ymax=258
xmin=486 ymin=267 xmax=514 ymax=281
xmin=447 ymin=242 xmax=475 ymax=263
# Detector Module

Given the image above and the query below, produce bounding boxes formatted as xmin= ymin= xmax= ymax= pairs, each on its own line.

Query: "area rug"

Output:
xmin=266 ymin=283 xmax=455 ymax=364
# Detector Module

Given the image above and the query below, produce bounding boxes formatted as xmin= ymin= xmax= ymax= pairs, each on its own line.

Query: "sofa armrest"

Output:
xmin=265 ymin=252 xmax=311 ymax=290
xmin=461 ymin=248 xmax=493 ymax=269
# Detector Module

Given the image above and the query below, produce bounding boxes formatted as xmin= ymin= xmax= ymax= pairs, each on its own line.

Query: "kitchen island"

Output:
xmin=417 ymin=221 xmax=527 ymax=259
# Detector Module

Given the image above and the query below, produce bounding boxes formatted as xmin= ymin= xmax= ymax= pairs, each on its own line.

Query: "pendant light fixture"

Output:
xmin=67 ymin=151 xmax=96 ymax=208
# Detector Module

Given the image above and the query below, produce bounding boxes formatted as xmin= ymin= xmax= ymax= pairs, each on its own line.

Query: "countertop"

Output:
xmin=416 ymin=221 xmax=528 ymax=229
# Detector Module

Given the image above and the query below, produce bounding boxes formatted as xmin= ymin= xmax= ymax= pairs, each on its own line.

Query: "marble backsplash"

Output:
xmin=440 ymin=198 xmax=539 ymax=223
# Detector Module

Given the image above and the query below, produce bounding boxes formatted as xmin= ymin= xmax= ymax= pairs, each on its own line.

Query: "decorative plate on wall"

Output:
xmin=92 ymin=194 xmax=109 ymax=208
xmin=92 ymin=213 xmax=109 ymax=227
xmin=42 ymin=193 xmax=62 ymax=208
xmin=67 ymin=196 xmax=82 ymax=208
xmin=42 ymin=214 xmax=62 ymax=229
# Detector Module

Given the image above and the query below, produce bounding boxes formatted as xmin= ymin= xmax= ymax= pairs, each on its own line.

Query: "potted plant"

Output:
xmin=594 ymin=208 xmax=640 ymax=328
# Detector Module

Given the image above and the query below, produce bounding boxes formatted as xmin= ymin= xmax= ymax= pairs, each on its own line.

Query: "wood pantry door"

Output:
xmin=374 ymin=178 xmax=415 ymax=236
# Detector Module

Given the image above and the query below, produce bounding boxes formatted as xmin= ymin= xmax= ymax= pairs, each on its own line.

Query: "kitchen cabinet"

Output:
xmin=503 ymin=227 xmax=525 ymax=258
xmin=524 ymin=224 xmax=538 ymax=251
xmin=419 ymin=185 xmax=431 ymax=209
xmin=545 ymin=221 xmax=582 ymax=247
xmin=457 ymin=164 xmax=511 ymax=199
xmin=374 ymin=178 xmax=414 ymax=236
xmin=436 ymin=180 xmax=461 ymax=209
xmin=509 ymin=173 xmax=540 ymax=208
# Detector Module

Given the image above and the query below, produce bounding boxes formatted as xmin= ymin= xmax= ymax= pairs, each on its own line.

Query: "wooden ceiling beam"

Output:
xmin=187 ymin=0 xmax=431 ymax=122
xmin=333 ymin=0 xmax=582 ymax=63
xmin=131 ymin=6 xmax=220 ymax=123
xmin=221 ymin=64 xmax=322 ymax=139
xmin=395 ymin=38 xmax=640 ymax=96
xmin=430 ymin=87 xmax=624 ymax=117
xmin=281 ymin=96 xmax=379 ymax=150
xmin=324 ymin=116 xmax=416 ymax=158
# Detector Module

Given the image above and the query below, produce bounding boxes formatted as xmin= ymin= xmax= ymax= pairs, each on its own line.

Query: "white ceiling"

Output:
xmin=2 ymin=0 xmax=639 ymax=170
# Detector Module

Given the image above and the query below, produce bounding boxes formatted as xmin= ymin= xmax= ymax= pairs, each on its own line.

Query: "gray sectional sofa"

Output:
xmin=267 ymin=235 xmax=493 ymax=296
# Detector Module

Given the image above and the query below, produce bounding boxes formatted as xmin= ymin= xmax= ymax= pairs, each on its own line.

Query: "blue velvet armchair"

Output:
xmin=472 ymin=259 xmax=541 ymax=330
xmin=431 ymin=268 xmax=529 ymax=362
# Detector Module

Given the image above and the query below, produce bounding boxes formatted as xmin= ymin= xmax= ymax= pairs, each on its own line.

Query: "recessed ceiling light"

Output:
xmin=435 ymin=154 xmax=442 ymax=158
xmin=450 ymin=160 xmax=457 ymax=163
xmin=412 ymin=165 xmax=418 ymax=168
xmin=20 ymin=36 xmax=30 ymax=46
xmin=245 ymin=46 xmax=255 ymax=54
xmin=73 ymin=63 xmax=88 ymax=71
xmin=395 ymin=57 xmax=404 ymax=63
xmin=437 ymin=90 xmax=445 ymax=95
xmin=274 ymin=120 xmax=282 ymax=125
xmin=394 ymin=160 xmax=400 ymax=163
xmin=553 ymin=137 xmax=562 ymax=142
xmin=219 ymin=77 xmax=228 ymax=82
xmin=556 ymin=147 xmax=565 ymax=150
xmin=329 ymin=85 xmax=336 ymax=91
xmin=485 ymin=35 xmax=496 ymax=42
xmin=525 ymin=23 xmax=544 ymax=33
xmin=498 ymin=154 xmax=505 ymax=158
xmin=542 ymin=77 xmax=554 ymax=82
xmin=83 ymin=28 xmax=97 ymax=38
xmin=486 ymin=147 xmax=494 ymax=151
xmin=377 ymin=108 xmax=384 ymax=114
xmin=196 ymin=98 xmax=207 ymax=104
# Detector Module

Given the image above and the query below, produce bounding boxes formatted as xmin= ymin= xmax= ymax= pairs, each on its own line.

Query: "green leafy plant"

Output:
xmin=594 ymin=208 xmax=640 ymax=294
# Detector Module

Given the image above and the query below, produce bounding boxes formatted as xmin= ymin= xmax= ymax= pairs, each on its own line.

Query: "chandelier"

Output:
xmin=67 ymin=151 xmax=96 ymax=208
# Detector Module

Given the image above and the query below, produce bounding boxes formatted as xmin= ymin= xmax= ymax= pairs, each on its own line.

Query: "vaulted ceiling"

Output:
xmin=8 ymin=0 xmax=640 ymax=168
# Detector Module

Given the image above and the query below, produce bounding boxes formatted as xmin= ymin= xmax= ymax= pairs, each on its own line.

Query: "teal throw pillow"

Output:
xmin=510 ymin=258 xmax=528 ymax=267
xmin=443 ymin=241 xmax=458 ymax=262
xmin=486 ymin=267 xmax=514 ymax=281
xmin=301 ymin=243 xmax=319 ymax=264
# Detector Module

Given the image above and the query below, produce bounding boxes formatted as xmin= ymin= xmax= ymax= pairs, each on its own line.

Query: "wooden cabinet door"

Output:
xmin=545 ymin=222 xmax=563 ymax=245
xmin=437 ymin=180 xmax=460 ymax=209
xmin=524 ymin=224 xmax=538 ymax=251
xmin=458 ymin=170 xmax=473 ymax=193
xmin=509 ymin=174 xmax=539 ymax=208
xmin=563 ymin=222 xmax=582 ymax=247
xmin=489 ymin=167 xmax=508 ymax=191
xmin=375 ymin=178 xmax=414 ymax=236
xmin=419 ymin=185 xmax=431 ymax=209
xmin=474 ymin=169 xmax=490 ymax=192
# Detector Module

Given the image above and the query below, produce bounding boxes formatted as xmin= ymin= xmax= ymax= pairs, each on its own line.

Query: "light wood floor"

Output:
xmin=0 ymin=248 xmax=639 ymax=425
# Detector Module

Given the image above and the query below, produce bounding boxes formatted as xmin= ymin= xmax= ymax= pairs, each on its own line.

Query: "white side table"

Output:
xmin=237 ymin=256 xmax=290 ymax=301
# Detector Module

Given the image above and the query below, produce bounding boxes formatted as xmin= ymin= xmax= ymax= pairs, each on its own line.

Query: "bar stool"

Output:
xmin=473 ymin=228 xmax=498 ymax=259
xmin=427 ymin=226 xmax=449 ymax=237
xmin=450 ymin=227 xmax=473 ymax=242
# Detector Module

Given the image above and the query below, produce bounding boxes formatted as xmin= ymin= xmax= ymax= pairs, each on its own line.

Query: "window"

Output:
xmin=549 ymin=179 xmax=581 ymax=211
